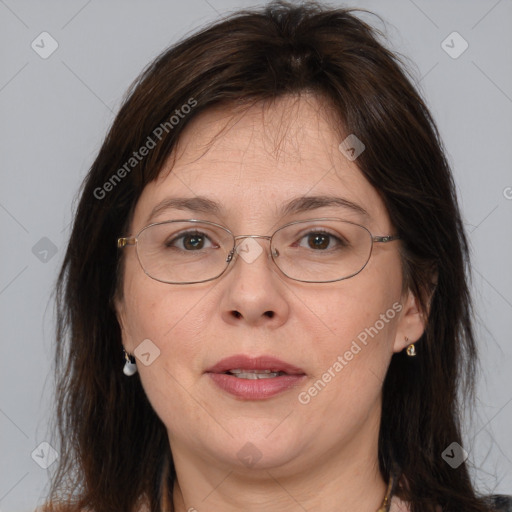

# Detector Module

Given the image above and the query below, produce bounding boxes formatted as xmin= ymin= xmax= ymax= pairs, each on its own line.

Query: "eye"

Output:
xmin=296 ymin=230 xmax=348 ymax=251
xmin=166 ymin=231 xmax=217 ymax=251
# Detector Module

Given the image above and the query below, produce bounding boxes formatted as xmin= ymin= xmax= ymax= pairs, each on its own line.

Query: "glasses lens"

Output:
xmin=272 ymin=219 xmax=372 ymax=282
xmin=136 ymin=221 xmax=233 ymax=283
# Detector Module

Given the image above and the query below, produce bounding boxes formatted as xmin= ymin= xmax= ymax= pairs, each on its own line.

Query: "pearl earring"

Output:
xmin=123 ymin=349 xmax=137 ymax=376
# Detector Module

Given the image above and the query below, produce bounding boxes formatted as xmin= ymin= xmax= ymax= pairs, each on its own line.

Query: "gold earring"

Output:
xmin=405 ymin=337 xmax=416 ymax=357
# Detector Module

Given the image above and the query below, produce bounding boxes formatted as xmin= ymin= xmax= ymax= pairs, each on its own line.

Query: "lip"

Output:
xmin=205 ymin=355 xmax=307 ymax=400
xmin=205 ymin=355 xmax=306 ymax=375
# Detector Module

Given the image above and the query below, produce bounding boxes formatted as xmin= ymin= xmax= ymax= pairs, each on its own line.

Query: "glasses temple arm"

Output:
xmin=117 ymin=237 xmax=137 ymax=248
xmin=373 ymin=235 xmax=401 ymax=243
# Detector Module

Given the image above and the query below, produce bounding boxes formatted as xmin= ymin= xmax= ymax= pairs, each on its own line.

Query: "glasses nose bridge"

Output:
xmin=227 ymin=234 xmax=276 ymax=264
xmin=233 ymin=234 xmax=272 ymax=243
xmin=233 ymin=234 xmax=274 ymax=253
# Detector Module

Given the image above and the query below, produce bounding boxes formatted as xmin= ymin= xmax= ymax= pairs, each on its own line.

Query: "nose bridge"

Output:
xmin=227 ymin=234 xmax=276 ymax=266
xmin=221 ymin=232 xmax=289 ymax=328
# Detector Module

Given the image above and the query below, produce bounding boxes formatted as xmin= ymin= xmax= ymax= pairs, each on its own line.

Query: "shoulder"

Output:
xmin=35 ymin=506 xmax=94 ymax=512
xmin=485 ymin=495 xmax=512 ymax=511
xmin=389 ymin=494 xmax=512 ymax=511
xmin=389 ymin=495 xmax=413 ymax=511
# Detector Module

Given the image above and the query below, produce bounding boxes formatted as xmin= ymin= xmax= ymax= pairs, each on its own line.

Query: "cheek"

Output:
xmin=120 ymin=262 xmax=216 ymax=386
xmin=121 ymin=249 xmax=198 ymax=340
xmin=120 ymin=273 xmax=215 ymax=435
xmin=296 ymin=294 xmax=401 ymax=437
xmin=308 ymin=251 xmax=403 ymax=384
xmin=309 ymin=290 xmax=398 ymax=388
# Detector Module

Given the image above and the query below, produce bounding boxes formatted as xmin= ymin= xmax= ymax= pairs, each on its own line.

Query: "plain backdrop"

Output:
xmin=1 ymin=1 xmax=511 ymax=510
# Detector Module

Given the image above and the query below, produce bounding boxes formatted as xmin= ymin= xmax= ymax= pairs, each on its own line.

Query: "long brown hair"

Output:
xmin=45 ymin=1 xmax=491 ymax=511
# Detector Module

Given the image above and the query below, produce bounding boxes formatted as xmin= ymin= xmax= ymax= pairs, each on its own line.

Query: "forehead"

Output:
xmin=131 ymin=94 xmax=389 ymax=231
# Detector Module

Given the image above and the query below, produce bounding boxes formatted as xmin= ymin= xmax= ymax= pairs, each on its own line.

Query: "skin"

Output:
xmin=116 ymin=94 xmax=426 ymax=512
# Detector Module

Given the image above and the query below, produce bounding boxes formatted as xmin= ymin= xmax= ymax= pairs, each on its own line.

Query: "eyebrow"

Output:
xmin=281 ymin=195 xmax=368 ymax=218
xmin=146 ymin=194 xmax=369 ymax=224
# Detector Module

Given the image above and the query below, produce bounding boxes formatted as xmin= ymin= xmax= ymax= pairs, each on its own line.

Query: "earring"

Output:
xmin=405 ymin=337 xmax=416 ymax=357
xmin=123 ymin=348 xmax=137 ymax=376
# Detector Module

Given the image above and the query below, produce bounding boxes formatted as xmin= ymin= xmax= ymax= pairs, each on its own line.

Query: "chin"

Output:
xmin=209 ymin=433 xmax=306 ymax=472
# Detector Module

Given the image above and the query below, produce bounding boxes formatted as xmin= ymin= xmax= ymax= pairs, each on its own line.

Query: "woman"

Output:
xmin=43 ymin=1 xmax=511 ymax=511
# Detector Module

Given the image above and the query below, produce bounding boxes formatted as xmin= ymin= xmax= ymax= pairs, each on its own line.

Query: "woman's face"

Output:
xmin=116 ymin=94 xmax=424 ymax=477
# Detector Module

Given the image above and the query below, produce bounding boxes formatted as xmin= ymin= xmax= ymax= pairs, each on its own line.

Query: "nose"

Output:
xmin=220 ymin=235 xmax=289 ymax=327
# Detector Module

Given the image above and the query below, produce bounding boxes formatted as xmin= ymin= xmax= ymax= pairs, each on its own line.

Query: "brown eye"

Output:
xmin=307 ymin=233 xmax=330 ymax=250
xmin=182 ymin=234 xmax=205 ymax=250
xmin=166 ymin=231 xmax=213 ymax=251
xmin=297 ymin=230 xmax=347 ymax=251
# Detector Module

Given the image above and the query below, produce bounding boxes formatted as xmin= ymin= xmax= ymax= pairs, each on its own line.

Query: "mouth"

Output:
xmin=205 ymin=355 xmax=306 ymax=399
xmin=205 ymin=354 xmax=306 ymax=377
xmin=222 ymin=369 xmax=288 ymax=379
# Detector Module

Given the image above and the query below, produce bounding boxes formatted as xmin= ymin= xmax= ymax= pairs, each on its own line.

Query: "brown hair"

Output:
xmin=45 ymin=1 xmax=492 ymax=511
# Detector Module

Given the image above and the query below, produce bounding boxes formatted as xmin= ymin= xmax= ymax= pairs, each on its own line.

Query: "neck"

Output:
xmin=172 ymin=458 xmax=387 ymax=512
xmin=169 ymin=406 xmax=388 ymax=512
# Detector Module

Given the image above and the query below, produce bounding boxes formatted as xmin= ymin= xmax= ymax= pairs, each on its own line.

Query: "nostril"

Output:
xmin=231 ymin=310 xmax=274 ymax=319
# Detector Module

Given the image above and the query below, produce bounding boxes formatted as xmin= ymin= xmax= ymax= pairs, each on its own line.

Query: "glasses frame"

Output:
xmin=117 ymin=218 xmax=400 ymax=284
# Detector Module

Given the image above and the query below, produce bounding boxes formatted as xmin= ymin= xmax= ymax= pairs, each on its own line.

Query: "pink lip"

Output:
xmin=205 ymin=355 xmax=306 ymax=375
xmin=205 ymin=355 xmax=307 ymax=400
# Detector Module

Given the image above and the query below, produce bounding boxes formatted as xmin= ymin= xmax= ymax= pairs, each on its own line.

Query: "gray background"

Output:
xmin=1 ymin=0 xmax=511 ymax=510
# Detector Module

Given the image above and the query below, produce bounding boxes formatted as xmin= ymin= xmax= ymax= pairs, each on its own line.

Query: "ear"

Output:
xmin=113 ymin=294 xmax=132 ymax=352
xmin=393 ymin=289 xmax=427 ymax=353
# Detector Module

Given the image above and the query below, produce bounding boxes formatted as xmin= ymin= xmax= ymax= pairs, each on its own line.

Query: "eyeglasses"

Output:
xmin=117 ymin=218 xmax=400 ymax=284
